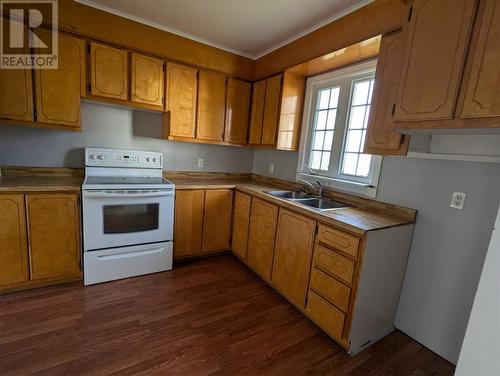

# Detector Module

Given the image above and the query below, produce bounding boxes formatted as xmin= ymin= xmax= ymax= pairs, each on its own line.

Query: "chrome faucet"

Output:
xmin=298 ymin=179 xmax=323 ymax=198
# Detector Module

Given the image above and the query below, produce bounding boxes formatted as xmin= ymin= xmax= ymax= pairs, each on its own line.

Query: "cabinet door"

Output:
xmin=131 ymin=53 xmax=164 ymax=107
xmin=261 ymin=74 xmax=282 ymax=145
xmin=276 ymin=72 xmax=305 ymax=151
xmin=394 ymin=0 xmax=477 ymax=121
xmin=202 ymin=190 xmax=233 ymax=252
xmin=224 ymin=78 xmax=251 ymax=144
xmin=166 ymin=63 xmax=198 ymax=138
xmin=248 ymin=80 xmax=266 ymax=144
xmin=460 ymin=0 xmax=500 ymax=118
xmin=196 ymin=71 xmax=226 ymax=141
xmin=27 ymin=194 xmax=81 ymax=280
xmin=364 ymin=31 xmax=410 ymax=156
xmin=232 ymin=192 xmax=251 ymax=260
xmin=35 ymin=32 xmax=85 ymax=127
xmin=246 ymin=198 xmax=279 ymax=281
xmin=272 ymin=209 xmax=316 ymax=308
xmin=0 ymin=195 xmax=29 ymax=287
xmin=90 ymin=42 xmax=128 ymax=100
xmin=174 ymin=190 xmax=204 ymax=258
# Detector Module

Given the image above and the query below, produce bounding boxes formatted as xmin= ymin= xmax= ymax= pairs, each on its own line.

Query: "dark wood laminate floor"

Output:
xmin=0 ymin=255 xmax=454 ymax=376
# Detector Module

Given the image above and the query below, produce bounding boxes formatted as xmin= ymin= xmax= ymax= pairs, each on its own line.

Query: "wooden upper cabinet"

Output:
xmin=246 ymin=198 xmax=279 ymax=281
xmin=35 ymin=32 xmax=85 ymax=127
xmin=0 ymin=21 xmax=33 ymax=122
xmin=364 ymin=31 xmax=410 ymax=156
xmin=272 ymin=209 xmax=316 ymax=308
xmin=261 ymin=74 xmax=282 ymax=145
xmin=249 ymin=80 xmax=266 ymax=144
xmin=166 ymin=63 xmax=198 ymax=138
xmin=174 ymin=190 xmax=204 ymax=258
xmin=90 ymin=42 xmax=128 ymax=100
xmin=26 ymin=194 xmax=81 ymax=281
xmin=394 ymin=0 xmax=477 ymax=121
xmin=224 ymin=78 xmax=251 ymax=144
xmin=202 ymin=190 xmax=233 ymax=252
xmin=130 ymin=53 xmax=164 ymax=108
xmin=460 ymin=0 xmax=500 ymax=118
xmin=232 ymin=192 xmax=251 ymax=260
xmin=196 ymin=71 xmax=226 ymax=141
xmin=276 ymin=72 xmax=305 ymax=151
xmin=0 ymin=195 xmax=29 ymax=287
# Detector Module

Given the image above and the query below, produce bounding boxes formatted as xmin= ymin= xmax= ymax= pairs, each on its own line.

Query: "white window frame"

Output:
xmin=296 ymin=59 xmax=382 ymax=198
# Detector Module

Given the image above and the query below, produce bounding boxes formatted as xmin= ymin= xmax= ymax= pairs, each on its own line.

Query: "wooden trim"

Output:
xmin=0 ymin=118 xmax=82 ymax=132
xmin=1 ymin=166 xmax=84 ymax=177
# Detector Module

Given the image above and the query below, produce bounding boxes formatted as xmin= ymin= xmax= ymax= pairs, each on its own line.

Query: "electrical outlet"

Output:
xmin=269 ymin=163 xmax=274 ymax=174
xmin=451 ymin=192 xmax=466 ymax=210
xmin=197 ymin=158 xmax=204 ymax=168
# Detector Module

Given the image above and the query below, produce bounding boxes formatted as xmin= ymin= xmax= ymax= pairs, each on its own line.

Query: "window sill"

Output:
xmin=296 ymin=172 xmax=378 ymax=198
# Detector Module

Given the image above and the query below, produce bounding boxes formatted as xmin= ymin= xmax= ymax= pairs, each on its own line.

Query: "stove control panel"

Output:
xmin=85 ymin=148 xmax=163 ymax=169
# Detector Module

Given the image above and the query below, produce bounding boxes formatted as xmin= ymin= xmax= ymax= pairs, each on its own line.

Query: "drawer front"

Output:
xmin=306 ymin=290 xmax=345 ymax=341
xmin=313 ymin=244 xmax=355 ymax=285
xmin=310 ymin=267 xmax=350 ymax=312
xmin=316 ymin=225 xmax=359 ymax=258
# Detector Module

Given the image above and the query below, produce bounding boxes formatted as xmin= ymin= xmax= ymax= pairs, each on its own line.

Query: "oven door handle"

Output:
xmin=84 ymin=190 xmax=174 ymax=198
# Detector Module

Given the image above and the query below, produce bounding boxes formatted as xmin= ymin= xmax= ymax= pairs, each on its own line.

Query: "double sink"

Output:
xmin=265 ymin=190 xmax=350 ymax=212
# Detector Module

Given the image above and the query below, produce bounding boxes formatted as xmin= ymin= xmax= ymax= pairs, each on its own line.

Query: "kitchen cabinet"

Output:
xmin=261 ymin=74 xmax=282 ymax=145
xmin=364 ymin=31 xmax=410 ymax=156
xmin=0 ymin=195 xmax=29 ymax=287
xmin=90 ymin=42 xmax=129 ymax=100
xmin=196 ymin=71 xmax=226 ymax=141
xmin=394 ymin=0 xmax=477 ymax=122
xmin=174 ymin=190 xmax=204 ymax=258
xmin=165 ymin=63 xmax=198 ymax=138
xmin=0 ymin=69 xmax=33 ymax=122
xmin=249 ymin=80 xmax=267 ymax=144
xmin=130 ymin=53 xmax=165 ymax=108
xmin=271 ymin=209 xmax=316 ymax=308
xmin=246 ymin=198 xmax=278 ymax=281
xmin=27 ymin=194 xmax=81 ymax=280
xmin=459 ymin=0 xmax=500 ymax=118
xmin=202 ymin=189 xmax=233 ymax=252
xmin=224 ymin=78 xmax=251 ymax=144
xmin=35 ymin=32 xmax=86 ymax=128
xmin=231 ymin=192 xmax=251 ymax=260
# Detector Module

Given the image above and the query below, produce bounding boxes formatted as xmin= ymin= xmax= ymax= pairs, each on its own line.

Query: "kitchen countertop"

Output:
xmin=0 ymin=175 xmax=83 ymax=192
xmin=168 ymin=176 xmax=416 ymax=235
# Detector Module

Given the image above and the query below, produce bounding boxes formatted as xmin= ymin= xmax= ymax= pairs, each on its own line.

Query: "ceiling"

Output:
xmin=76 ymin=0 xmax=373 ymax=59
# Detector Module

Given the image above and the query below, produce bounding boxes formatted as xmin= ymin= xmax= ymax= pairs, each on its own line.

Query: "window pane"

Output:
xmin=326 ymin=109 xmax=337 ymax=130
xmin=368 ymin=82 xmax=374 ymax=103
xmin=316 ymin=110 xmax=327 ymax=130
xmin=346 ymin=130 xmax=362 ymax=153
xmin=349 ymin=106 xmax=366 ymax=129
xmin=342 ymin=153 xmax=358 ymax=175
xmin=324 ymin=130 xmax=334 ymax=150
xmin=357 ymin=154 xmax=371 ymax=177
xmin=313 ymin=131 xmax=325 ymax=150
xmin=329 ymin=87 xmax=340 ymax=108
xmin=318 ymin=89 xmax=330 ymax=110
xmin=320 ymin=152 xmax=331 ymax=171
xmin=310 ymin=151 xmax=321 ymax=170
xmin=352 ymin=80 xmax=371 ymax=105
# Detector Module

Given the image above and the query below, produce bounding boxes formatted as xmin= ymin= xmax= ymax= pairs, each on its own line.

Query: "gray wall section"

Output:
xmin=252 ymin=148 xmax=298 ymax=181
xmin=0 ymin=102 xmax=254 ymax=172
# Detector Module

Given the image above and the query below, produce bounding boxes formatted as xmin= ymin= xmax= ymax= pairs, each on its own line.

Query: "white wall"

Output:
xmin=0 ymin=102 xmax=254 ymax=172
xmin=456 ymin=205 xmax=500 ymax=375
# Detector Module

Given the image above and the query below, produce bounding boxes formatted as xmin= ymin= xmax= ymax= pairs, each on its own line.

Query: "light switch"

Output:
xmin=269 ymin=163 xmax=274 ymax=174
xmin=451 ymin=192 xmax=466 ymax=210
xmin=198 ymin=158 xmax=204 ymax=168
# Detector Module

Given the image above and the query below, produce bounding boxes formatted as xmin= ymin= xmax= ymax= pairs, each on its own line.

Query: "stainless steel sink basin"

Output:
xmin=265 ymin=191 xmax=350 ymax=211
xmin=293 ymin=198 xmax=349 ymax=211
xmin=266 ymin=190 xmax=312 ymax=199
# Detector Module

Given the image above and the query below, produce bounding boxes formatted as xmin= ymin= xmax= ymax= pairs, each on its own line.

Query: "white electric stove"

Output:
xmin=81 ymin=148 xmax=175 ymax=285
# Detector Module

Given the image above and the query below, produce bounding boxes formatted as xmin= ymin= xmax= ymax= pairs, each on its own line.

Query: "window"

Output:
xmin=297 ymin=60 xmax=381 ymax=197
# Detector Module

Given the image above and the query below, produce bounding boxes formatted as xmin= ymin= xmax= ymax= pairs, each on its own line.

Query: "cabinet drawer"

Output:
xmin=310 ymin=267 xmax=350 ymax=312
xmin=313 ymin=244 xmax=355 ymax=285
xmin=306 ymin=290 xmax=345 ymax=341
xmin=316 ymin=225 xmax=359 ymax=258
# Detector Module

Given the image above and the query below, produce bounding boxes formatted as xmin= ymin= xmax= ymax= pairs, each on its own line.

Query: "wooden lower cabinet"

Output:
xmin=271 ymin=209 xmax=316 ymax=308
xmin=231 ymin=192 xmax=251 ymax=260
xmin=0 ymin=195 xmax=29 ymax=287
xmin=202 ymin=190 xmax=233 ymax=252
xmin=306 ymin=290 xmax=346 ymax=341
xmin=246 ymin=198 xmax=279 ymax=281
xmin=26 ymin=194 xmax=81 ymax=280
xmin=174 ymin=190 xmax=204 ymax=258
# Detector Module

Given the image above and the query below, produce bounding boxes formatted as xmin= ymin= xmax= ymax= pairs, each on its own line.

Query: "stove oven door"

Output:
xmin=82 ymin=188 xmax=174 ymax=251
